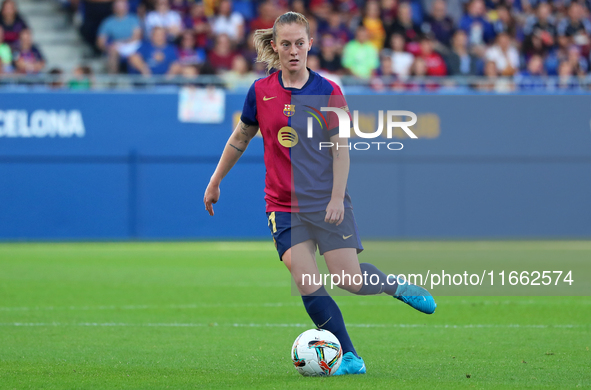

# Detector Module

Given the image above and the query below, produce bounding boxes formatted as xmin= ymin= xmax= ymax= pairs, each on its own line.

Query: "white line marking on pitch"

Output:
xmin=0 ymin=302 xmax=303 ymax=312
xmin=0 ymin=299 xmax=589 ymax=312
xmin=0 ymin=322 xmax=586 ymax=329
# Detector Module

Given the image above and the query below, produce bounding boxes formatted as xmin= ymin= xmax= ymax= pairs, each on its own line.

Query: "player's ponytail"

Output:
xmin=253 ymin=27 xmax=278 ymax=73
xmin=253 ymin=11 xmax=310 ymax=73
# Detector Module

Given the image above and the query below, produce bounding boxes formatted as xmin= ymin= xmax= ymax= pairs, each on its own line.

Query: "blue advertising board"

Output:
xmin=0 ymin=91 xmax=589 ymax=240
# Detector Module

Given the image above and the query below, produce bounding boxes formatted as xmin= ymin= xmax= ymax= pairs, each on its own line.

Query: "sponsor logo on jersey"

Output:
xmin=277 ymin=126 xmax=298 ymax=148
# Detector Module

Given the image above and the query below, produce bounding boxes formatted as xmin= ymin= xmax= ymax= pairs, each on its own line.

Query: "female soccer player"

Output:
xmin=204 ymin=11 xmax=436 ymax=375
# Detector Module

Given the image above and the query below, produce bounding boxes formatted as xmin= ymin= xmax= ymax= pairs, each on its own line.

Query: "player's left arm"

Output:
xmin=325 ymin=133 xmax=349 ymax=226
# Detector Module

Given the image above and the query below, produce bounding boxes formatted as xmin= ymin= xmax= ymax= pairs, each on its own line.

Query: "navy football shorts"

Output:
xmin=266 ymin=209 xmax=364 ymax=261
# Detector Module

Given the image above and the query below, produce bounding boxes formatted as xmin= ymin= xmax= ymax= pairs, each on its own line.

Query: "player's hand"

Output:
xmin=325 ymin=198 xmax=345 ymax=226
xmin=204 ymin=182 xmax=220 ymax=216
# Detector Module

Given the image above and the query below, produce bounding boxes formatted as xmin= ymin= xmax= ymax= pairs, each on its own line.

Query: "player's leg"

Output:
xmin=324 ymin=248 xmax=437 ymax=314
xmin=324 ymin=248 xmax=397 ymax=295
xmin=314 ymin=209 xmax=437 ymax=314
xmin=282 ymin=242 xmax=360 ymax=362
xmin=282 ymin=240 xmax=321 ymax=296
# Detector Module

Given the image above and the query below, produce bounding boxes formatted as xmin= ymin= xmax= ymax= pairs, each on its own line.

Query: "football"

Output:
xmin=291 ymin=329 xmax=342 ymax=376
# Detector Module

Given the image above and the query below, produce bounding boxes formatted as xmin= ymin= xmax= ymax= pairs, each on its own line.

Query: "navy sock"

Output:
xmin=301 ymin=286 xmax=358 ymax=358
xmin=356 ymin=263 xmax=398 ymax=296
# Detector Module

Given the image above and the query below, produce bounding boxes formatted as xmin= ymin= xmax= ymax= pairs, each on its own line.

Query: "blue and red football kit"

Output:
xmin=240 ymin=69 xmax=363 ymax=258
xmin=237 ymin=70 xmax=435 ymax=376
xmin=240 ymin=69 xmax=352 ymax=213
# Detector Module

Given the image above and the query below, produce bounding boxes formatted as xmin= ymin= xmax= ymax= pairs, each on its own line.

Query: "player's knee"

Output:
xmin=293 ymin=276 xmax=322 ymax=296
xmin=328 ymin=271 xmax=363 ymax=293
xmin=282 ymin=249 xmax=292 ymax=271
xmin=292 ymin=272 xmax=310 ymax=289
xmin=335 ymin=281 xmax=362 ymax=294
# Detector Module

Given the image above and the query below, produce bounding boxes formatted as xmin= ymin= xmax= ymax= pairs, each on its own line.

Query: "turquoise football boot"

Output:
xmin=333 ymin=352 xmax=366 ymax=376
xmin=389 ymin=275 xmax=437 ymax=314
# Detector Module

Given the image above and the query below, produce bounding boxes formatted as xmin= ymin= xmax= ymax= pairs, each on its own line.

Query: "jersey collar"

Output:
xmin=277 ymin=68 xmax=315 ymax=92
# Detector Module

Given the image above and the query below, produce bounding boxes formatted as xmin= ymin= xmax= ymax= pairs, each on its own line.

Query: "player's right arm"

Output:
xmin=203 ymin=120 xmax=259 ymax=216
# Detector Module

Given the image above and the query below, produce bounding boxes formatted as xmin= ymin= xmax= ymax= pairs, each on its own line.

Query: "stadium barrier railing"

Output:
xmin=0 ymin=74 xmax=590 ymax=92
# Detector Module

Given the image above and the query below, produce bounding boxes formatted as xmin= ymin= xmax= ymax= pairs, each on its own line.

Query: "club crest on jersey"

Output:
xmin=283 ymin=104 xmax=296 ymax=117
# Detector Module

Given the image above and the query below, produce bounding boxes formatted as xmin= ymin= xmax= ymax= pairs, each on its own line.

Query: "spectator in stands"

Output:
xmin=407 ymin=57 xmax=438 ymax=91
xmin=0 ymin=26 xmax=13 ymax=73
xmin=478 ymin=60 xmax=499 ymax=91
xmin=342 ymin=25 xmax=379 ymax=78
xmin=389 ymin=33 xmax=414 ymax=78
xmin=314 ymin=49 xmax=346 ymax=87
xmin=210 ymin=0 xmax=244 ymax=44
xmin=185 ymin=2 xmax=210 ymax=49
xmin=97 ymin=0 xmax=142 ymax=74
xmin=519 ymin=54 xmax=545 ymax=76
xmin=422 ymin=0 xmax=463 ymax=25
xmin=515 ymin=55 xmax=546 ymax=90
xmin=241 ymin=30 xmax=257 ymax=62
xmin=13 ymin=29 xmax=44 ymax=74
xmin=318 ymin=11 xmax=351 ymax=52
xmin=250 ymin=1 xmax=275 ymax=31
xmin=334 ymin=0 xmax=359 ymax=18
xmin=207 ymin=33 xmax=237 ymax=72
xmin=566 ymin=45 xmax=589 ymax=76
xmin=371 ymin=52 xmax=395 ymax=91
xmin=80 ymin=0 xmax=115 ymax=54
xmin=556 ymin=60 xmax=577 ymax=89
xmin=128 ymin=26 xmax=179 ymax=75
xmin=459 ymin=0 xmax=495 ymax=46
xmin=523 ymin=2 xmax=556 ymax=58
xmin=176 ymin=30 xmax=206 ymax=69
xmin=558 ymin=60 xmax=574 ymax=78
xmin=310 ymin=0 xmax=332 ymax=21
xmin=377 ymin=52 xmax=394 ymax=77
xmin=480 ymin=59 xmax=515 ymax=92
xmin=386 ymin=2 xmax=421 ymax=52
xmin=145 ymin=0 xmax=183 ymax=41
xmin=543 ymin=41 xmax=576 ymax=76
xmin=483 ymin=59 xmax=498 ymax=77
xmin=557 ymin=2 xmax=591 ymax=54
xmin=446 ymin=30 xmax=479 ymax=76
xmin=492 ymin=5 xmax=517 ymax=37
xmin=417 ymin=35 xmax=447 ymax=76
xmin=181 ymin=64 xmax=199 ymax=79
xmin=47 ymin=68 xmax=65 ymax=89
xmin=380 ymin=0 xmax=397 ymax=27
xmin=40 ymin=0 xmax=588 ymax=89
xmin=307 ymin=53 xmax=321 ymax=72
xmin=170 ymin=0 xmax=190 ymax=15
xmin=361 ymin=1 xmax=386 ymax=50
xmin=241 ymin=31 xmax=266 ymax=75
xmin=318 ymin=34 xmax=343 ymax=73
xmin=0 ymin=0 xmax=27 ymax=47
xmin=68 ymin=65 xmax=94 ymax=90
xmin=422 ymin=0 xmax=455 ymax=47
xmin=222 ymin=54 xmax=257 ymax=88
xmin=307 ymin=16 xmax=320 ymax=55
xmin=485 ymin=31 xmax=519 ymax=76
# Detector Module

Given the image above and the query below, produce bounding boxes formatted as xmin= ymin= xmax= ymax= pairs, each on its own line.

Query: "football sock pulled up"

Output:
xmin=301 ymin=286 xmax=358 ymax=358
xmin=355 ymin=262 xmax=398 ymax=296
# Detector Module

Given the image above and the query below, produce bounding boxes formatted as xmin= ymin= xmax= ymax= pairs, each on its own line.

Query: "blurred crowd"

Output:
xmin=2 ymin=0 xmax=591 ymax=90
xmin=0 ymin=0 xmax=45 ymax=75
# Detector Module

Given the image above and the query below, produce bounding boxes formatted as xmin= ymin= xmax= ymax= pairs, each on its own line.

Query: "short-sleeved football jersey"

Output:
xmin=240 ymin=69 xmax=353 ymax=213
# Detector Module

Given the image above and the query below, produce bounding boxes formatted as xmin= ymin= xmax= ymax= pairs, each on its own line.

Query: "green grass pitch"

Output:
xmin=0 ymin=241 xmax=589 ymax=389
